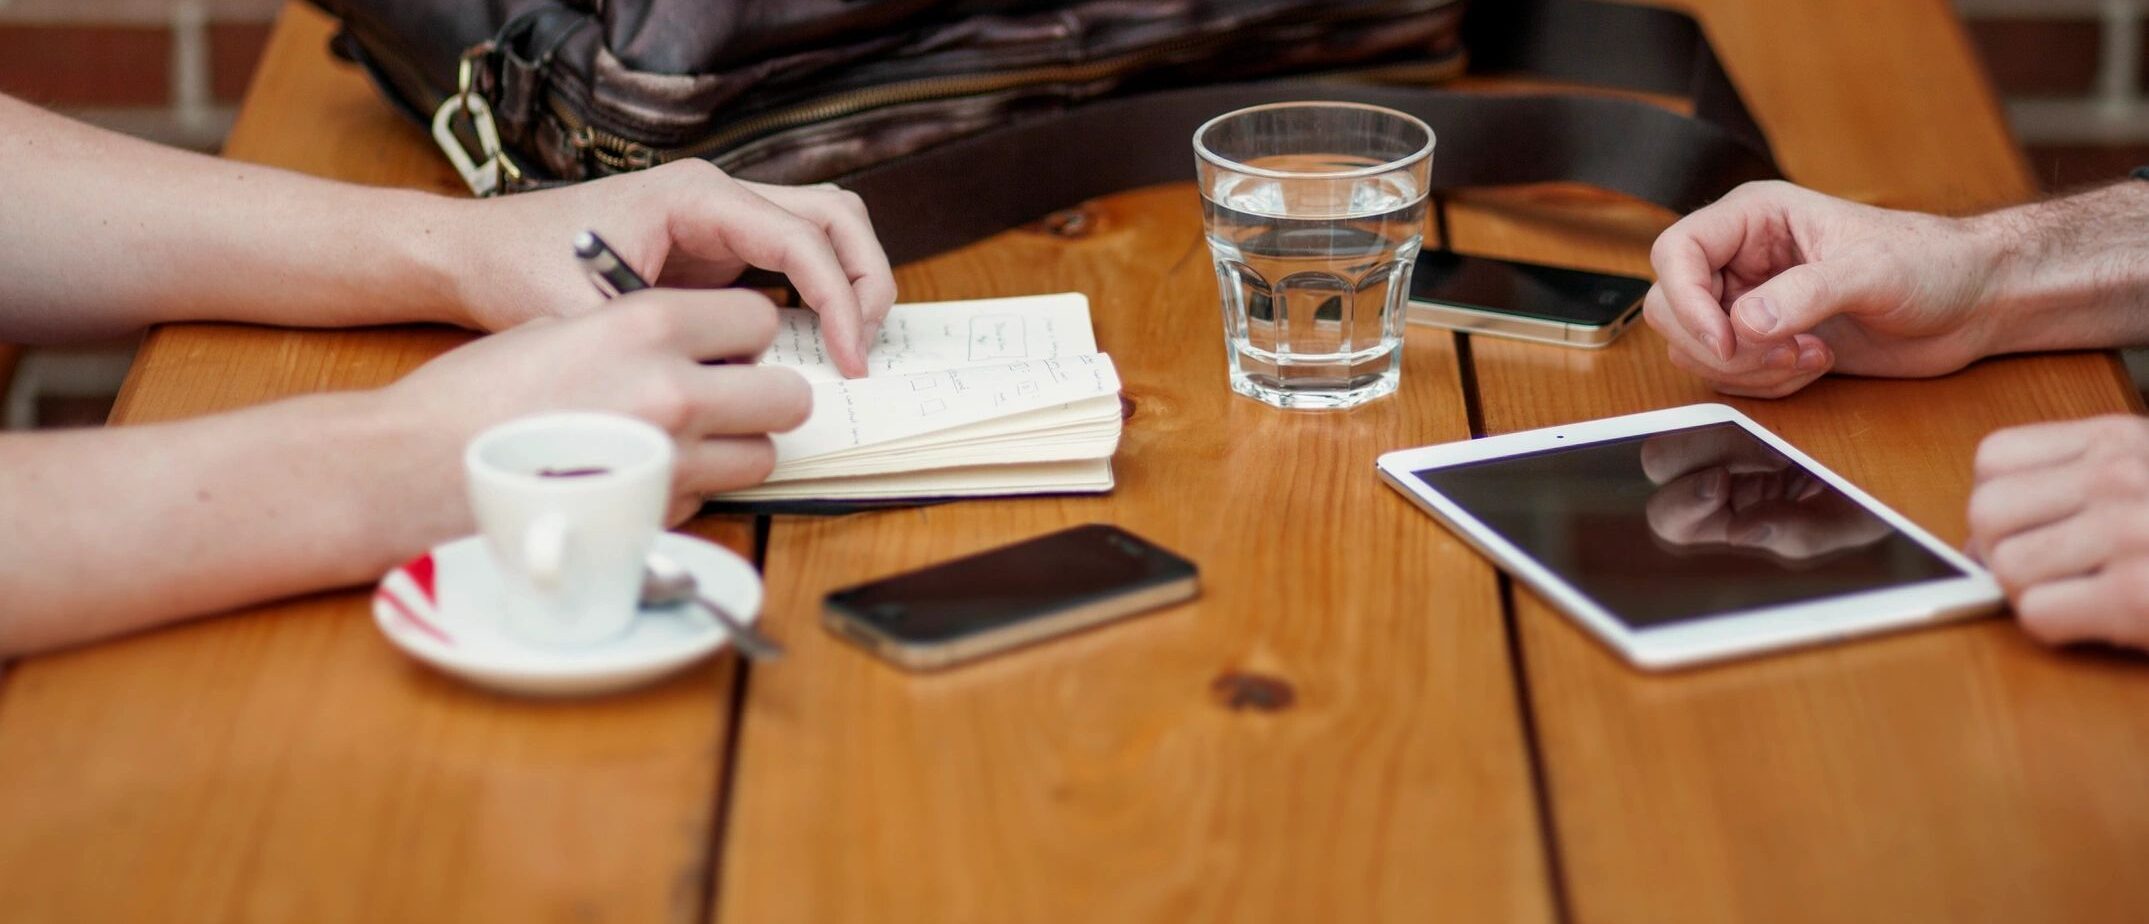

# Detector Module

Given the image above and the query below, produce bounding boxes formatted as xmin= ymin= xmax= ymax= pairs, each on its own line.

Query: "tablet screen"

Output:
xmin=1412 ymin=423 xmax=1964 ymax=628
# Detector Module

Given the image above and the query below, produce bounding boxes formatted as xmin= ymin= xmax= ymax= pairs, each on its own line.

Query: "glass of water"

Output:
xmin=1195 ymin=102 xmax=1434 ymax=409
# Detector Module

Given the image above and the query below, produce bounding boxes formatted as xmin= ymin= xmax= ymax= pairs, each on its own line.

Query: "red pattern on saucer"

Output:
xmin=375 ymin=552 xmax=454 ymax=646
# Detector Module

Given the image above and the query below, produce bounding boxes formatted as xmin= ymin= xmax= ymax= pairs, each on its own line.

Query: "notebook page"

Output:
xmin=791 ymin=395 xmax=1121 ymax=465
xmin=772 ymin=354 xmax=1120 ymax=463
xmin=770 ymin=396 xmax=1123 ymax=481
xmin=763 ymin=292 xmax=1095 ymax=381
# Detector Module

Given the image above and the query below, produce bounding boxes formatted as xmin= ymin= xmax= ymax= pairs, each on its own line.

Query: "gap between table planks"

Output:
xmin=714 ymin=184 xmax=1556 ymax=923
xmin=1449 ymin=0 xmax=2149 ymax=919
xmin=2 ymin=0 xmax=2135 ymax=921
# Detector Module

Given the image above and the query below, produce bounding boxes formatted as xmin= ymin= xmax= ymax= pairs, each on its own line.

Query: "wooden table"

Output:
xmin=2 ymin=3 xmax=2145 ymax=922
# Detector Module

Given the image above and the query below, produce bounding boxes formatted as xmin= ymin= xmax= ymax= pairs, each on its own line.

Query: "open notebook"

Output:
xmin=712 ymin=292 xmax=1122 ymax=502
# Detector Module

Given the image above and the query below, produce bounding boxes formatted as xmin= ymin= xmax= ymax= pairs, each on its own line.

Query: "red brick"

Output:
xmin=1966 ymin=19 xmax=2102 ymax=97
xmin=0 ymin=25 xmax=170 ymax=107
xmin=209 ymin=21 xmax=273 ymax=103
xmin=33 ymin=394 xmax=118 ymax=429
xmin=1971 ymin=20 xmax=2149 ymax=98
xmin=2027 ymin=143 xmax=2149 ymax=193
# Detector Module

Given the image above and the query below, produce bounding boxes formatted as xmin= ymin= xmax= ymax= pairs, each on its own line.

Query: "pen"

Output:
xmin=576 ymin=229 xmax=730 ymax=365
xmin=573 ymin=230 xmax=649 ymax=299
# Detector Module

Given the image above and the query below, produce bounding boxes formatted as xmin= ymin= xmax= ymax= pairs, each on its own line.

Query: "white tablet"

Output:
xmin=1377 ymin=404 xmax=2001 ymax=670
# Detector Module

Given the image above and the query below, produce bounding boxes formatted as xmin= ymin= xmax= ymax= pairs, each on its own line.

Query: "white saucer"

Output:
xmin=372 ymin=532 xmax=763 ymax=697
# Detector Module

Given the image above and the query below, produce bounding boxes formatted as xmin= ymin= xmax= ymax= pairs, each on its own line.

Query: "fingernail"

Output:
xmin=1764 ymin=345 xmax=1796 ymax=368
xmin=1698 ymin=470 xmax=1723 ymax=500
xmin=1741 ymin=524 xmax=1775 ymax=545
xmin=1741 ymin=296 xmax=1779 ymax=335
xmin=1796 ymin=344 xmax=1826 ymax=371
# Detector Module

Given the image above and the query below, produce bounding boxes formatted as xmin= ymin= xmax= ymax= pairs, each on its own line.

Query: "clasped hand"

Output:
xmin=1645 ymin=180 xmax=2009 ymax=399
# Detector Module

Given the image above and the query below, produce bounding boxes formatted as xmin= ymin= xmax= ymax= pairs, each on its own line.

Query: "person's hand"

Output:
xmin=1969 ymin=415 xmax=2149 ymax=649
xmin=441 ymin=160 xmax=896 ymax=377
xmin=1645 ymin=181 xmax=2010 ymax=398
xmin=378 ymin=288 xmax=810 ymax=525
xmin=1641 ymin=427 xmax=1892 ymax=560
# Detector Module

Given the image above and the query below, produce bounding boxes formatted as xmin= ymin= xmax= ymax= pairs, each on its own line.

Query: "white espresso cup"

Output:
xmin=465 ymin=412 xmax=675 ymax=648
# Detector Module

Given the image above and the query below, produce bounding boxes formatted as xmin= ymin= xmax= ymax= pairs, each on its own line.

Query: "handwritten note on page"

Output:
xmin=762 ymin=292 xmax=1095 ymax=381
xmin=773 ymin=354 xmax=1121 ymax=463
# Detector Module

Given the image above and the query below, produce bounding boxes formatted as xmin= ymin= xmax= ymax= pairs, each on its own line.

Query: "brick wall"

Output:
xmin=0 ymin=1 xmax=285 ymax=427
xmin=3 ymin=2 xmax=2141 ymax=192
xmin=3 ymin=2 xmax=2143 ymax=180
xmin=0 ymin=0 xmax=281 ymax=153
xmin=1959 ymin=0 xmax=2149 ymax=190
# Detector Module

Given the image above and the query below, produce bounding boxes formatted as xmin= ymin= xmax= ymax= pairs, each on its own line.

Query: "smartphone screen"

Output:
xmin=1410 ymin=251 xmax=1651 ymax=326
xmin=826 ymin=524 xmax=1197 ymax=647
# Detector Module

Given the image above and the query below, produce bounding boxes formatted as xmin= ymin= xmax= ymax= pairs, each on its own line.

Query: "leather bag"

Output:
xmin=309 ymin=0 xmax=1781 ymax=263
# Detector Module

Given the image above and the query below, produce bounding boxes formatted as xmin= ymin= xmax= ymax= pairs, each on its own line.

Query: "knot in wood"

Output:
xmin=1032 ymin=207 xmax=1097 ymax=239
xmin=1210 ymin=671 xmax=1296 ymax=713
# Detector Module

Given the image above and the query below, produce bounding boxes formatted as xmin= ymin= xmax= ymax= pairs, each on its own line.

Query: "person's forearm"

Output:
xmin=0 ymin=392 xmax=463 ymax=656
xmin=1969 ymin=179 xmax=2149 ymax=354
xmin=0 ymin=94 xmax=475 ymax=343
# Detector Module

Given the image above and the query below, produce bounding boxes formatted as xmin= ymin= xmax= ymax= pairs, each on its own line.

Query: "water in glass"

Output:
xmin=1205 ymin=154 xmax=1424 ymax=408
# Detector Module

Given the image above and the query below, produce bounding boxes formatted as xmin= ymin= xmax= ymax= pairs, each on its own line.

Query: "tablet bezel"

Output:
xmin=1376 ymin=403 xmax=2002 ymax=670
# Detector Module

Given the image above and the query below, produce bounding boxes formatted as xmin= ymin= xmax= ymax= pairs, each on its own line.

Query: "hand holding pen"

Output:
xmin=575 ymin=230 xmax=654 ymax=299
xmin=576 ymin=230 xmax=735 ymax=365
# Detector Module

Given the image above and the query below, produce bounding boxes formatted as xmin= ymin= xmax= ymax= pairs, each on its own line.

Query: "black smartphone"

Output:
xmin=823 ymin=524 xmax=1199 ymax=671
xmin=1407 ymin=250 xmax=1652 ymax=347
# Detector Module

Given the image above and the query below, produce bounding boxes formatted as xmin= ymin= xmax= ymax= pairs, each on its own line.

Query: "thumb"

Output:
xmin=1731 ymin=261 xmax=1871 ymax=343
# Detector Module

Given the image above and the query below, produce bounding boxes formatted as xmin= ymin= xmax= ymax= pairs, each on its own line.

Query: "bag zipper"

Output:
xmin=546 ymin=36 xmax=1225 ymax=172
xmin=544 ymin=0 xmax=1463 ymax=175
xmin=547 ymin=98 xmax=658 ymax=172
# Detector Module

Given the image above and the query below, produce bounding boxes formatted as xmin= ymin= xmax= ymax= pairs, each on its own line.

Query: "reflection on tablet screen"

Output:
xmin=1413 ymin=423 xmax=1964 ymax=628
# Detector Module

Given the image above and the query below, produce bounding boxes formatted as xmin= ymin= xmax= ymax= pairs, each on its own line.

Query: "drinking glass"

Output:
xmin=1195 ymin=102 xmax=1434 ymax=409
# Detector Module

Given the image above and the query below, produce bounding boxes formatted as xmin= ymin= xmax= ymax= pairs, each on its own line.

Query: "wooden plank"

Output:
xmin=0 ymin=5 xmax=749 ymax=922
xmin=715 ymin=187 xmax=1553 ymax=923
xmin=1450 ymin=1 xmax=2149 ymax=921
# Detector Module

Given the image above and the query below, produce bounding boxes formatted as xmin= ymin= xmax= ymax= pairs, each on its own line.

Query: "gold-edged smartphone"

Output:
xmin=823 ymin=524 xmax=1198 ymax=671
xmin=1407 ymin=250 xmax=1651 ymax=348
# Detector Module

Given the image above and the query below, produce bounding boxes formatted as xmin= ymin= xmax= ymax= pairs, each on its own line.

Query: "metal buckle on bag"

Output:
xmin=430 ymin=42 xmax=520 ymax=197
xmin=432 ymin=92 xmax=503 ymax=196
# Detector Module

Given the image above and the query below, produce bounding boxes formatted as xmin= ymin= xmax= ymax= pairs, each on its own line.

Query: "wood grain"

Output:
xmin=0 ymin=6 xmax=750 ymax=923
xmin=1448 ymin=1 xmax=2149 ymax=921
xmin=715 ymin=189 xmax=1553 ymax=924
xmin=0 ymin=0 xmax=2127 ymax=921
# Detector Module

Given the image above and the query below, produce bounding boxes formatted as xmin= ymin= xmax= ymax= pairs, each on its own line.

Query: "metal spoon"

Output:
xmin=640 ymin=553 xmax=784 ymax=661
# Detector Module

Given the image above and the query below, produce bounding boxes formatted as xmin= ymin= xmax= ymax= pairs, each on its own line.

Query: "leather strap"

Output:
xmin=836 ymin=0 xmax=1779 ymax=266
xmin=1465 ymin=0 xmax=1769 ymax=155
